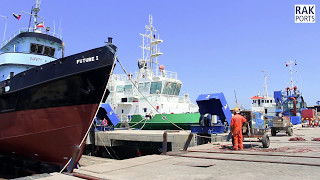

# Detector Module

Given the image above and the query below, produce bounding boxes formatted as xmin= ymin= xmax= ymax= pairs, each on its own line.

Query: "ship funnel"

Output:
xmin=108 ymin=37 xmax=113 ymax=44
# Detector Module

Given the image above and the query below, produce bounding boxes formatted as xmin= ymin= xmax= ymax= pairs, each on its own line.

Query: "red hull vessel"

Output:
xmin=0 ymin=104 xmax=99 ymax=165
xmin=0 ymin=1 xmax=116 ymax=169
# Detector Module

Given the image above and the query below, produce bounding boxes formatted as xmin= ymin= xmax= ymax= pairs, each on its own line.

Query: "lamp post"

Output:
xmin=0 ymin=14 xmax=8 ymax=44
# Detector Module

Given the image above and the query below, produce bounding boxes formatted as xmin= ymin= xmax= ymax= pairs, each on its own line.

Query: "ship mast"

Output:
xmin=262 ymin=70 xmax=269 ymax=97
xmin=138 ymin=15 xmax=163 ymax=73
xmin=23 ymin=0 xmax=44 ymax=31
xmin=285 ymin=60 xmax=297 ymax=88
xmin=32 ymin=0 xmax=41 ymax=29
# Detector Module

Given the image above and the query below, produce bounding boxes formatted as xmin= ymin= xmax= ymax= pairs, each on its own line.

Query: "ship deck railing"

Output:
xmin=1 ymin=28 xmax=62 ymax=47
xmin=112 ymin=69 xmax=178 ymax=82
xmin=118 ymin=114 xmax=133 ymax=122
xmin=152 ymin=69 xmax=177 ymax=79
xmin=134 ymin=69 xmax=178 ymax=79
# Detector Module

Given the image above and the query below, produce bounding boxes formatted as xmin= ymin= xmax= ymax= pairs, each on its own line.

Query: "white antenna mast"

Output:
xmin=138 ymin=15 xmax=163 ymax=72
xmin=21 ymin=0 xmax=45 ymax=31
xmin=32 ymin=0 xmax=41 ymax=29
xmin=0 ymin=15 xmax=8 ymax=43
xmin=285 ymin=60 xmax=297 ymax=88
xmin=262 ymin=70 xmax=268 ymax=97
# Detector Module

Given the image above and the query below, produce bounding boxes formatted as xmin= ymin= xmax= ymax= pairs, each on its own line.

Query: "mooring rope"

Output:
xmin=59 ymin=44 xmax=118 ymax=173
xmin=116 ymin=57 xmax=186 ymax=131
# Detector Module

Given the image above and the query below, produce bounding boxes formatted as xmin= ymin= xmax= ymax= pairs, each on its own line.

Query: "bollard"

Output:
xmin=183 ymin=133 xmax=194 ymax=151
xmin=162 ymin=131 xmax=168 ymax=155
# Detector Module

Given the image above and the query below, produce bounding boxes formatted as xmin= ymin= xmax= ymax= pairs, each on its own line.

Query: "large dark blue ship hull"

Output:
xmin=0 ymin=45 xmax=116 ymax=166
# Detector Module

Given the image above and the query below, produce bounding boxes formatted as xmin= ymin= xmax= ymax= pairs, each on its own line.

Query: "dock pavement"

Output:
xmin=27 ymin=126 xmax=320 ymax=179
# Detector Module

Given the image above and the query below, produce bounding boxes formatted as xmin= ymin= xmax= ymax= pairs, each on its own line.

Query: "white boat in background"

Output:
xmin=251 ymin=73 xmax=276 ymax=125
xmin=104 ymin=15 xmax=199 ymax=129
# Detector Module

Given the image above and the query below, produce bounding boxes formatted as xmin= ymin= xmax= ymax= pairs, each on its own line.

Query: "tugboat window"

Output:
xmin=124 ymin=85 xmax=133 ymax=92
xmin=150 ymin=82 xmax=162 ymax=94
xmin=116 ymin=85 xmax=124 ymax=92
xmin=138 ymin=83 xmax=144 ymax=91
xmin=175 ymin=84 xmax=181 ymax=95
xmin=144 ymin=82 xmax=150 ymax=92
xmin=169 ymin=82 xmax=177 ymax=95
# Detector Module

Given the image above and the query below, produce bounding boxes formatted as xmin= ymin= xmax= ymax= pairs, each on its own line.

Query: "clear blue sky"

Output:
xmin=1 ymin=0 xmax=319 ymax=109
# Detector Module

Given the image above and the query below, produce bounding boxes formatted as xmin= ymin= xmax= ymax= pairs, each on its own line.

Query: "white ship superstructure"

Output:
xmin=251 ymin=73 xmax=276 ymax=118
xmin=106 ymin=15 xmax=198 ymax=121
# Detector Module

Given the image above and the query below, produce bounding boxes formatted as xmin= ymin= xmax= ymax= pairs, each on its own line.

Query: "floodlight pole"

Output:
xmin=0 ymin=15 xmax=8 ymax=43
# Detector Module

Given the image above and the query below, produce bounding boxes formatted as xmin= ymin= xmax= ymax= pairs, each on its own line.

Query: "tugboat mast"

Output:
xmin=138 ymin=15 xmax=163 ymax=72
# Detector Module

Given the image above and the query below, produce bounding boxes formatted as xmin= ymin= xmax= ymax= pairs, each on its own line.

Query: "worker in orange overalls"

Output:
xmin=231 ymin=108 xmax=247 ymax=150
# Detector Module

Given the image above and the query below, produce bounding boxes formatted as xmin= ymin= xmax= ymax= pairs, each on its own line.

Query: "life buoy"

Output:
xmin=102 ymin=119 xmax=108 ymax=126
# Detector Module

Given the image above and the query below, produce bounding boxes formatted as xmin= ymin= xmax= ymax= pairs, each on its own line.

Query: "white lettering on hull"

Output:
xmin=76 ymin=56 xmax=99 ymax=64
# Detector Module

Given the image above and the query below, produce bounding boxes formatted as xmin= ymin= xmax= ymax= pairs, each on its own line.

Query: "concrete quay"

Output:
xmin=32 ymin=126 xmax=320 ymax=180
xmin=87 ymin=129 xmax=199 ymax=151
xmin=86 ymin=129 xmax=232 ymax=152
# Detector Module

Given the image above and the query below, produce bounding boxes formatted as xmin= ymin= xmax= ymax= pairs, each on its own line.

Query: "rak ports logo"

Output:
xmin=295 ymin=5 xmax=315 ymax=23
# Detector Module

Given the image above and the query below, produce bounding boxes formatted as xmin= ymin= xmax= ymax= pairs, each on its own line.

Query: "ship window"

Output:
xmin=138 ymin=83 xmax=144 ymax=91
xmin=262 ymin=100 xmax=264 ymax=103
xmin=49 ymin=48 xmax=55 ymax=57
xmin=116 ymin=85 xmax=124 ymax=92
xmin=163 ymin=82 xmax=171 ymax=94
xmin=124 ymin=85 xmax=132 ymax=92
xmin=144 ymin=82 xmax=150 ymax=92
xmin=265 ymin=109 xmax=268 ymax=114
xmin=150 ymin=81 xmax=162 ymax=94
xmin=44 ymin=46 xmax=50 ymax=55
xmin=169 ymin=82 xmax=177 ymax=95
xmin=175 ymin=83 xmax=181 ymax=95
xmin=143 ymin=108 xmax=147 ymax=112
xmin=270 ymin=100 xmax=273 ymax=103
xmin=30 ymin=43 xmax=55 ymax=57
xmin=30 ymin=43 xmax=37 ymax=53
xmin=37 ymin=44 xmax=44 ymax=54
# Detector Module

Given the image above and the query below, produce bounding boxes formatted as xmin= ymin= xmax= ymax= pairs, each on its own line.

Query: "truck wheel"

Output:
xmin=271 ymin=129 xmax=277 ymax=136
xmin=287 ymin=127 xmax=293 ymax=136
xmin=262 ymin=134 xmax=270 ymax=148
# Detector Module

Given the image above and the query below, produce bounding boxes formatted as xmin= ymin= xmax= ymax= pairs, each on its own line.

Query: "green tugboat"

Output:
xmin=106 ymin=15 xmax=200 ymax=130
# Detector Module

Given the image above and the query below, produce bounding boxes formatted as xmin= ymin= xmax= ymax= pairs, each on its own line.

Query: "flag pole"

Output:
xmin=0 ymin=15 xmax=8 ymax=44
